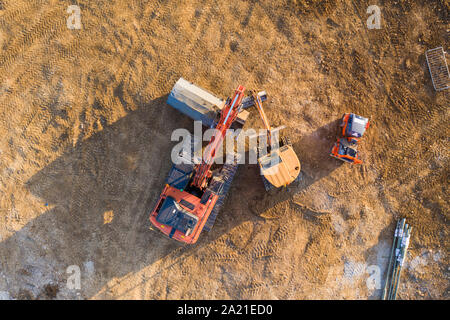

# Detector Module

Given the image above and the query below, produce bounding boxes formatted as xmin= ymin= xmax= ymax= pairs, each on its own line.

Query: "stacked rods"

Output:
xmin=391 ymin=224 xmax=412 ymax=299
xmin=381 ymin=220 xmax=402 ymax=300
xmin=382 ymin=218 xmax=412 ymax=300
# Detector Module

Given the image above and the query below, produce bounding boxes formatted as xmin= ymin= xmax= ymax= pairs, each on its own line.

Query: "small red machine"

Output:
xmin=330 ymin=113 xmax=370 ymax=164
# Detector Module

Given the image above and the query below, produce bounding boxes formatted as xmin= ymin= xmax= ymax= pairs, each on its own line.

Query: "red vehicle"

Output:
xmin=150 ymin=85 xmax=246 ymax=244
xmin=330 ymin=113 xmax=370 ymax=164
xmin=149 ymin=183 xmax=218 ymax=243
xmin=340 ymin=113 xmax=370 ymax=144
xmin=330 ymin=138 xmax=363 ymax=164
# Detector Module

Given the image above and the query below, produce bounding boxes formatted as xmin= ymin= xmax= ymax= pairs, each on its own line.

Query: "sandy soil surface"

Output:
xmin=0 ymin=0 xmax=448 ymax=300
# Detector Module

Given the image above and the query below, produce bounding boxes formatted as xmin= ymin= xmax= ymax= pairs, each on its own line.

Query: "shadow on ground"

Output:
xmin=230 ymin=119 xmax=344 ymax=219
xmin=364 ymin=223 xmax=395 ymax=300
xmin=0 ymin=98 xmax=343 ymax=298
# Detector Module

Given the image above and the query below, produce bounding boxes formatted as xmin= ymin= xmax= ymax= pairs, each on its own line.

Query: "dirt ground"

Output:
xmin=0 ymin=0 xmax=448 ymax=300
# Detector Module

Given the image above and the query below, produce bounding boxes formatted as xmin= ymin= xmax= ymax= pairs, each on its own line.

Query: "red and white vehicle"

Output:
xmin=330 ymin=113 xmax=370 ymax=164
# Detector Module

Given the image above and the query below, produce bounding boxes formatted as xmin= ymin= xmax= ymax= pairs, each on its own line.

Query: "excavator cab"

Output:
xmin=154 ymin=196 xmax=199 ymax=237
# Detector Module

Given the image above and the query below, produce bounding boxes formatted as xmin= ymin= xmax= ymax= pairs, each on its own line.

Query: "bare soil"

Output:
xmin=0 ymin=0 xmax=448 ymax=299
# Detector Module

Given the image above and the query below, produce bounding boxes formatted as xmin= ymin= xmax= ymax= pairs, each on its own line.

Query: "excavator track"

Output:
xmin=203 ymin=161 xmax=239 ymax=232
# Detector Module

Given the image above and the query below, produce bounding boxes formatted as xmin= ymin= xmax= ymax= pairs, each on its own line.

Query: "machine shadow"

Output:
xmin=0 ymin=94 xmax=224 ymax=299
xmin=231 ymin=119 xmax=344 ymax=218
xmin=364 ymin=223 xmax=395 ymax=300
xmin=0 ymin=100 xmax=342 ymax=299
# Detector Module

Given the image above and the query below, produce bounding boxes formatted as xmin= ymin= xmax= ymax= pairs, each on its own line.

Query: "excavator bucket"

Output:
xmin=259 ymin=144 xmax=301 ymax=189
xmin=250 ymin=91 xmax=301 ymax=190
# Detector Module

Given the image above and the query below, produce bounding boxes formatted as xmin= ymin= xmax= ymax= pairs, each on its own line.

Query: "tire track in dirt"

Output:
xmin=134 ymin=0 xmax=183 ymax=94
xmin=380 ymin=82 xmax=448 ymax=184
xmin=0 ymin=4 xmax=67 ymax=74
xmin=1 ymin=0 xmax=448 ymax=300
xmin=239 ymin=223 xmax=293 ymax=298
xmin=0 ymin=0 xmax=46 ymax=29
xmin=239 ymin=281 xmax=266 ymax=298
xmin=204 ymin=237 xmax=242 ymax=263
xmin=0 ymin=22 xmax=78 ymax=155
xmin=250 ymin=224 xmax=290 ymax=260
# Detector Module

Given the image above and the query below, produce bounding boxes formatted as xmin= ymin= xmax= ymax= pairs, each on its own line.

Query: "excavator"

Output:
xmin=330 ymin=113 xmax=370 ymax=164
xmin=251 ymin=91 xmax=301 ymax=190
xmin=149 ymin=85 xmax=247 ymax=244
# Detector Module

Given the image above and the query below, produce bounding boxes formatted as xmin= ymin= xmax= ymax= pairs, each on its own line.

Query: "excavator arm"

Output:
xmin=252 ymin=91 xmax=272 ymax=145
xmin=191 ymin=85 xmax=246 ymax=189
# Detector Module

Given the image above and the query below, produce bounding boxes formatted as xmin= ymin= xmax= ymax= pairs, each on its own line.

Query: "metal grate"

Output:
xmin=425 ymin=47 xmax=449 ymax=91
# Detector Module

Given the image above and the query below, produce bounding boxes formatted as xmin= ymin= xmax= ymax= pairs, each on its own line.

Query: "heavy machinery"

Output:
xmin=339 ymin=113 xmax=370 ymax=144
xmin=149 ymin=78 xmax=266 ymax=244
xmin=330 ymin=113 xmax=370 ymax=164
xmin=251 ymin=91 xmax=301 ymax=190
xmin=330 ymin=137 xmax=362 ymax=164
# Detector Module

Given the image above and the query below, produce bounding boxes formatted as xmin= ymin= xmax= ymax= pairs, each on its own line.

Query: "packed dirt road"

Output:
xmin=0 ymin=0 xmax=448 ymax=299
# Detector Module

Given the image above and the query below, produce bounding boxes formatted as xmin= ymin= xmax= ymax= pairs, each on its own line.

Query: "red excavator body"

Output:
xmin=149 ymin=85 xmax=246 ymax=244
xmin=149 ymin=184 xmax=219 ymax=244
